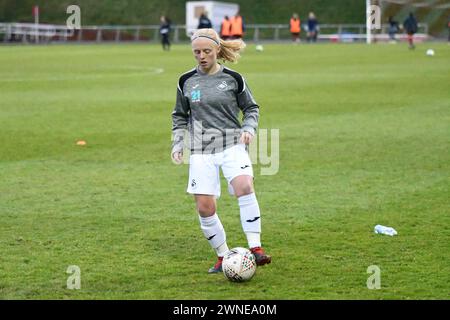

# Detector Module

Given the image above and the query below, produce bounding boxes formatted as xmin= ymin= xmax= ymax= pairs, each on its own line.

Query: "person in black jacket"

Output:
xmin=307 ymin=12 xmax=319 ymax=43
xmin=159 ymin=16 xmax=171 ymax=51
xmin=403 ymin=12 xmax=418 ymax=49
xmin=388 ymin=16 xmax=399 ymax=43
xmin=198 ymin=12 xmax=212 ymax=29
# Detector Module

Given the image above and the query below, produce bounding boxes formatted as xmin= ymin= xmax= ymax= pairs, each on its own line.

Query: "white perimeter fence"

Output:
xmin=0 ymin=22 xmax=430 ymax=44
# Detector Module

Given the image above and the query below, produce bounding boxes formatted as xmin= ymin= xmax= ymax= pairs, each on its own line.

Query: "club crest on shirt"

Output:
xmin=216 ymin=81 xmax=228 ymax=91
xmin=191 ymin=90 xmax=201 ymax=102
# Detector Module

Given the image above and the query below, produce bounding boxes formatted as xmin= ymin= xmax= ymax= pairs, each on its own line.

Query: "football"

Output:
xmin=426 ymin=49 xmax=435 ymax=56
xmin=222 ymin=247 xmax=257 ymax=282
xmin=255 ymin=44 xmax=264 ymax=52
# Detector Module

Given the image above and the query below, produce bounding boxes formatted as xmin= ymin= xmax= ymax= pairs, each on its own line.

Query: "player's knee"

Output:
xmin=197 ymin=201 xmax=216 ymax=215
xmin=234 ymin=183 xmax=254 ymax=198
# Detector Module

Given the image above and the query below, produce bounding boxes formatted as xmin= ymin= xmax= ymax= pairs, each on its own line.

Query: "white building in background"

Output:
xmin=186 ymin=1 xmax=239 ymax=37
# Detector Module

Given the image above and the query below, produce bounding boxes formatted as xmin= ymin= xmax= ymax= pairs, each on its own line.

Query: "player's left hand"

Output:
xmin=240 ymin=131 xmax=254 ymax=145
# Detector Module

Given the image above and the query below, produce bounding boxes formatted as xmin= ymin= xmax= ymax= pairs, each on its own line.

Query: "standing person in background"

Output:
xmin=403 ymin=12 xmax=418 ymax=50
xmin=447 ymin=15 xmax=450 ymax=43
xmin=220 ymin=15 xmax=232 ymax=40
xmin=171 ymin=28 xmax=272 ymax=274
xmin=159 ymin=16 xmax=171 ymax=51
xmin=230 ymin=11 xmax=245 ymax=39
xmin=198 ymin=12 xmax=212 ymax=29
xmin=290 ymin=13 xmax=301 ymax=43
xmin=388 ymin=16 xmax=399 ymax=43
xmin=307 ymin=12 xmax=318 ymax=43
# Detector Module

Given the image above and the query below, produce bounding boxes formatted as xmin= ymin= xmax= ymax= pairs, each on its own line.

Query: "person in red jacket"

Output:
xmin=290 ymin=13 xmax=301 ymax=43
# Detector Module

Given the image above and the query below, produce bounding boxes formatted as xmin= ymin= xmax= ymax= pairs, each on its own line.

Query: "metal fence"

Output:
xmin=0 ymin=22 xmax=429 ymax=44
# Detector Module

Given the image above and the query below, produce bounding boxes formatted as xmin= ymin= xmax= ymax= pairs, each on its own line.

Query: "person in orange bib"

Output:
xmin=290 ymin=13 xmax=301 ymax=43
xmin=230 ymin=12 xmax=245 ymax=39
xmin=220 ymin=15 xmax=232 ymax=40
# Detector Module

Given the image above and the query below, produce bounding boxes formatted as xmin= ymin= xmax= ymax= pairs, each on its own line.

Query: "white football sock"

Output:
xmin=238 ymin=193 xmax=262 ymax=248
xmin=216 ymin=242 xmax=229 ymax=257
xmin=199 ymin=214 xmax=228 ymax=257
xmin=246 ymin=232 xmax=261 ymax=249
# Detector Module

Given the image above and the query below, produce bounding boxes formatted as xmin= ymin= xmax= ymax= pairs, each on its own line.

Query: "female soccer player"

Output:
xmin=171 ymin=28 xmax=271 ymax=273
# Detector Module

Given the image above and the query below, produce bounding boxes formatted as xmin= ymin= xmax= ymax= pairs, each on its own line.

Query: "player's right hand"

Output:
xmin=171 ymin=151 xmax=183 ymax=165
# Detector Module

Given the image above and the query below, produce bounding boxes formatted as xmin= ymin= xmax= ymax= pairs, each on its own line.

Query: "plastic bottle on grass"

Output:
xmin=374 ymin=225 xmax=397 ymax=236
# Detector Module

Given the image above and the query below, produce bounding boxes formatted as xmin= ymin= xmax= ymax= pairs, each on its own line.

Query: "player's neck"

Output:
xmin=200 ymin=63 xmax=220 ymax=75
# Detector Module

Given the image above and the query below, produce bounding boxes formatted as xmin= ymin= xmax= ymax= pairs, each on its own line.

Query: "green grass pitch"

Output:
xmin=0 ymin=42 xmax=449 ymax=299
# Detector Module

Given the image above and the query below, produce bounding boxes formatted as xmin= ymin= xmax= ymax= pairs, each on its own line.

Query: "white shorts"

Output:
xmin=187 ymin=143 xmax=253 ymax=198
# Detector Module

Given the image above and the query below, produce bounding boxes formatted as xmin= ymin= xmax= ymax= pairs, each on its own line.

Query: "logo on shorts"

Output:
xmin=240 ymin=165 xmax=250 ymax=169
xmin=217 ymin=81 xmax=228 ymax=91
xmin=191 ymin=179 xmax=197 ymax=188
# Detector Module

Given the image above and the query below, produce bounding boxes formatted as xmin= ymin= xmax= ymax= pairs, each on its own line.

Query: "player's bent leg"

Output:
xmin=195 ymin=194 xmax=217 ymax=217
xmin=195 ymin=195 xmax=229 ymax=273
xmin=230 ymin=175 xmax=254 ymax=198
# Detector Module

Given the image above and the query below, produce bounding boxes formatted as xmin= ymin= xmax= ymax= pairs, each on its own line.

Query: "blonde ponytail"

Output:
xmin=218 ymin=38 xmax=246 ymax=63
